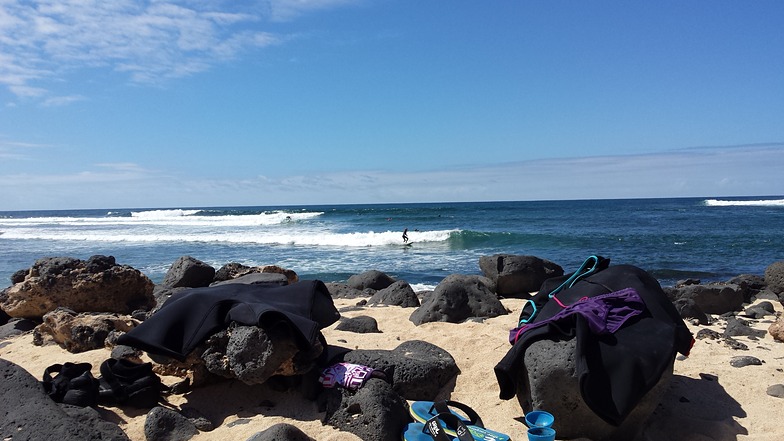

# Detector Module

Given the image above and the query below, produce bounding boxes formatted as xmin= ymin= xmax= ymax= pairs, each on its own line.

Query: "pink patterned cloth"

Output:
xmin=319 ymin=362 xmax=377 ymax=390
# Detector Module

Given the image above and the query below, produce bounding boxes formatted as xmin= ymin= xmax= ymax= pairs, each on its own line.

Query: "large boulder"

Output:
xmin=197 ymin=324 xmax=323 ymax=385
xmin=368 ymin=280 xmax=420 ymax=308
xmin=336 ymin=316 xmax=382 ymax=333
xmin=664 ymin=282 xmax=746 ymax=315
xmin=213 ymin=263 xmax=298 ymax=285
xmin=479 ymin=254 xmax=564 ymax=297
xmin=246 ymin=423 xmax=315 ymax=441
xmin=321 ymin=378 xmax=409 ymax=441
xmin=347 ymin=270 xmax=396 ymax=291
xmin=33 ymin=308 xmax=137 ymax=353
xmin=765 ymin=261 xmax=784 ymax=307
xmin=325 ymin=283 xmax=368 ymax=299
xmin=0 ymin=358 xmax=131 ymax=441
xmin=211 ymin=272 xmax=288 ymax=287
xmin=161 ymin=256 xmax=216 ymax=289
xmin=517 ymin=338 xmax=670 ymax=441
xmin=144 ymin=406 xmax=199 ymax=441
xmin=0 ymin=256 xmax=155 ymax=319
xmin=764 ymin=260 xmax=784 ymax=293
xmin=409 ymin=274 xmax=507 ymax=325
xmin=768 ymin=316 xmax=784 ymax=342
xmin=341 ymin=340 xmax=459 ymax=401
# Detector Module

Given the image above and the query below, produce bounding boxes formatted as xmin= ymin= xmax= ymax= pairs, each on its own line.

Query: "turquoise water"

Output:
xmin=1 ymin=197 xmax=783 ymax=289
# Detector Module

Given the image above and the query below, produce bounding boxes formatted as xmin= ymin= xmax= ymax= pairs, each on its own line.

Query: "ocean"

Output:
xmin=1 ymin=197 xmax=783 ymax=291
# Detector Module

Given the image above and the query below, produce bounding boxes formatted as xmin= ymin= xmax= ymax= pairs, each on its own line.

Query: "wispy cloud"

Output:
xmin=2 ymin=145 xmax=781 ymax=210
xmin=0 ymin=138 xmax=52 ymax=160
xmin=268 ymin=0 xmax=362 ymax=22
xmin=0 ymin=1 xmax=359 ymax=103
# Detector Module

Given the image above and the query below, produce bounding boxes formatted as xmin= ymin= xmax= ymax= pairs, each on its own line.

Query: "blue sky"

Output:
xmin=1 ymin=0 xmax=783 ymax=210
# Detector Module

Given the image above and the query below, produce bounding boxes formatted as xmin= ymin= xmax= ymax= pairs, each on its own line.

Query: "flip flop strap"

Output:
xmin=431 ymin=400 xmax=484 ymax=428
xmin=425 ymin=413 xmax=476 ymax=441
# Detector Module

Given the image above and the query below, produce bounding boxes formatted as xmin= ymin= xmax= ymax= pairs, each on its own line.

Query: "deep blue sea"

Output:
xmin=1 ymin=197 xmax=783 ymax=290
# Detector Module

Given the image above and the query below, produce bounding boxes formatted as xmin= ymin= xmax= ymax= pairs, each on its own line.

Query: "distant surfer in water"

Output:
xmin=402 ymin=228 xmax=409 ymax=243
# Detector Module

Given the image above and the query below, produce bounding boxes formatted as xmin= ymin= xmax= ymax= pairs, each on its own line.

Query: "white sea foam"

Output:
xmin=130 ymin=209 xmax=201 ymax=218
xmin=0 ymin=210 xmax=324 ymax=228
xmin=410 ymin=283 xmax=437 ymax=292
xmin=704 ymin=198 xmax=784 ymax=207
xmin=0 ymin=226 xmax=458 ymax=247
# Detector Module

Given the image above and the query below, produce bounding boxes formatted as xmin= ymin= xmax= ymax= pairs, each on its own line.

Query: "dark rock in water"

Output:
xmin=144 ymin=406 xmax=199 ymax=441
xmin=368 ymin=280 xmax=420 ymax=308
xmin=0 ymin=317 xmax=37 ymax=340
xmin=246 ymin=423 xmax=315 ymax=441
xmin=321 ymin=378 xmax=408 ymax=441
xmin=764 ymin=260 xmax=784 ymax=295
xmin=517 ymin=338 xmax=669 ymax=441
xmin=347 ymin=270 xmax=396 ymax=291
xmin=695 ymin=329 xmax=721 ymax=340
xmin=723 ymin=317 xmax=767 ymax=339
xmin=161 ymin=256 xmax=216 ymax=289
xmin=665 ymin=282 xmax=747 ymax=315
xmin=675 ymin=278 xmax=701 ymax=286
xmin=10 ymin=268 xmax=27 ymax=284
xmin=409 ymin=274 xmax=507 ymax=325
xmin=33 ymin=308 xmax=136 ymax=353
xmin=478 ymin=254 xmax=563 ymax=297
xmin=0 ymin=358 xmax=130 ymax=441
xmin=766 ymin=384 xmax=784 ymax=398
xmin=674 ymin=298 xmax=710 ymax=325
xmin=336 ymin=316 xmax=381 ymax=333
xmin=729 ymin=356 xmax=763 ymax=368
xmin=342 ymin=340 xmax=459 ymax=401
xmin=0 ymin=255 xmax=154 ymax=319
xmin=325 ymin=282 xmax=368 ymax=299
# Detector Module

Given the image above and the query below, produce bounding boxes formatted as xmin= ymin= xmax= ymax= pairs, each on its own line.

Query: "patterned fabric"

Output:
xmin=319 ymin=362 xmax=377 ymax=390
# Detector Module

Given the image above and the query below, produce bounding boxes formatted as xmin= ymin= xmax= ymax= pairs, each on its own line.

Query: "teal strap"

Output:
xmin=518 ymin=299 xmax=538 ymax=325
xmin=518 ymin=255 xmax=602 ymax=326
xmin=548 ymin=255 xmax=601 ymax=298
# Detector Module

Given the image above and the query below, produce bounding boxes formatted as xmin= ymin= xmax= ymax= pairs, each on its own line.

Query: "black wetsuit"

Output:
xmin=117 ymin=280 xmax=340 ymax=361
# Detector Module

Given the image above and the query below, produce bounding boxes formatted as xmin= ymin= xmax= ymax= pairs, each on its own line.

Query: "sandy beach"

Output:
xmin=1 ymin=295 xmax=782 ymax=441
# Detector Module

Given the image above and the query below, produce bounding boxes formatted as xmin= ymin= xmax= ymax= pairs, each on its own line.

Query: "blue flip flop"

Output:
xmin=403 ymin=421 xmax=453 ymax=441
xmin=408 ymin=401 xmax=511 ymax=441
xmin=403 ymin=413 xmax=474 ymax=441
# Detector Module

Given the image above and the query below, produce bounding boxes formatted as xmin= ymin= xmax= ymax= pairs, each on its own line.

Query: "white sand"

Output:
xmin=1 ymin=297 xmax=782 ymax=441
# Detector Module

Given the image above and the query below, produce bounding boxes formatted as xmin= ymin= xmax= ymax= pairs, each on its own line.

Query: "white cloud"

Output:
xmin=0 ymin=1 xmax=346 ymax=102
xmin=41 ymin=94 xmax=86 ymax=107
xmin=268 ymin=0 xmax=362 ymax=22
xmin=0 ymin=138 xmax=51 ymax=161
